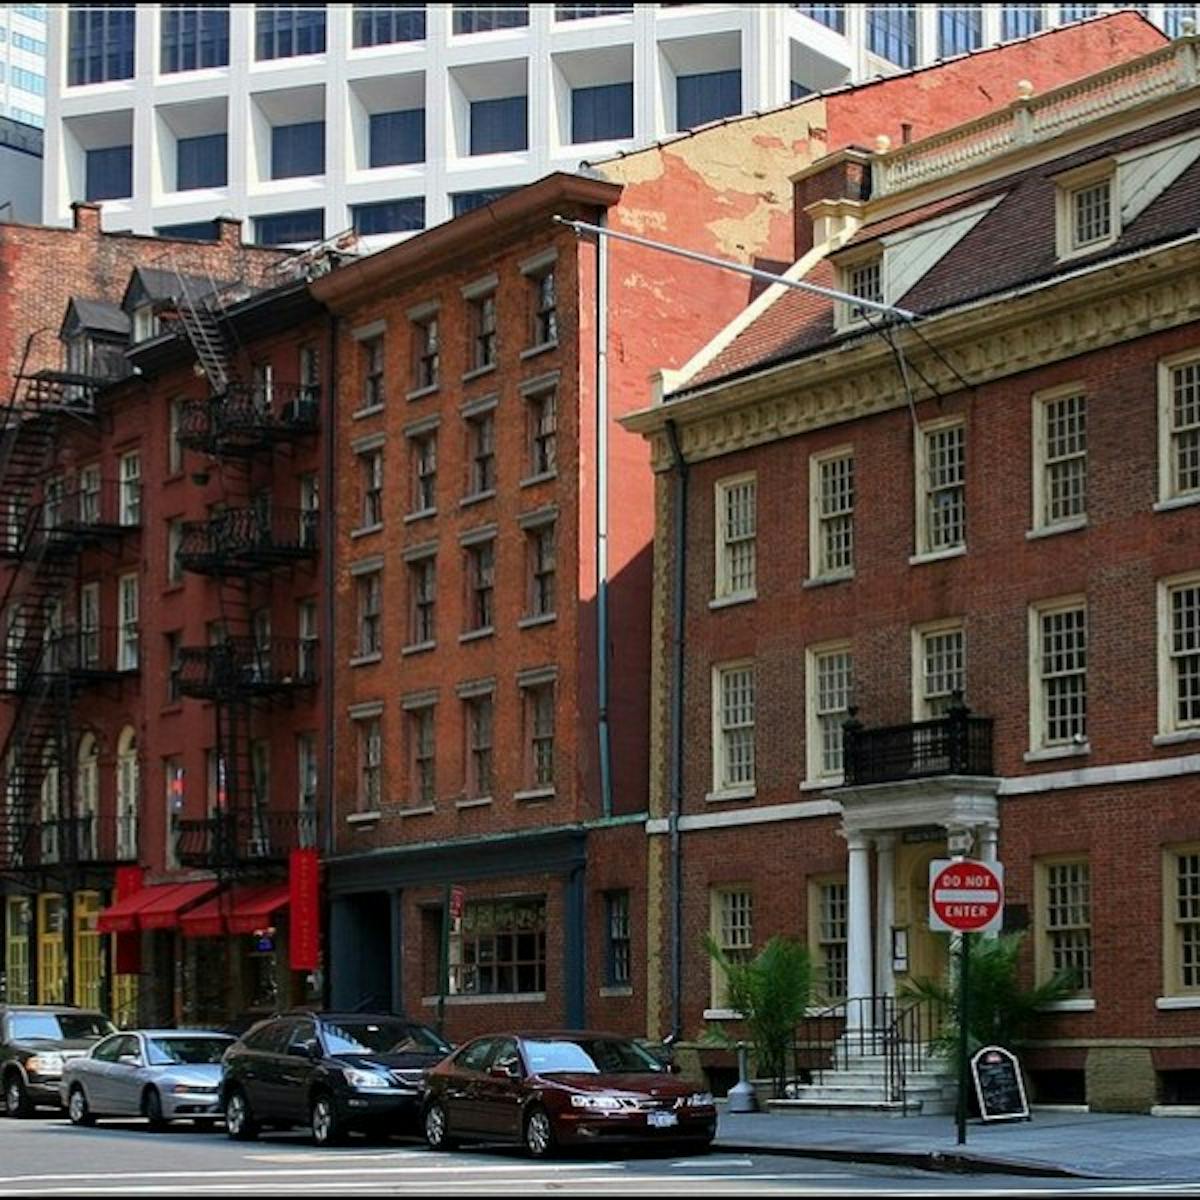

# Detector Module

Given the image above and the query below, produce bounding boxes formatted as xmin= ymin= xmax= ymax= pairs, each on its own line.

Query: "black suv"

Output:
xmin=220 ymin=1011 xmax=451 ymax=1146
xmin=1 ymin=1005 xmax=116 ymax=1116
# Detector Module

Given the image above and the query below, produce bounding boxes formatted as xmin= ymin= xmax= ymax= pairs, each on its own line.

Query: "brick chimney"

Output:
xmin=71 ymin=201 xmax=102 ymax=235
xmin=216 ymin=216 xmax=243 ymax=248
xmin=791 ymin=147 xmax=873 ymax=258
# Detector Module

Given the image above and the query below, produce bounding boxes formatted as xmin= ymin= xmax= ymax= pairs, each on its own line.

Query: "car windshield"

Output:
xmin=9 ymin=1013 xmax=115 ymax=1041
xmin=523 ymin=1038 xmax=666 ymax=1076
xmin=322 ymin=1020 xmax=449 ymax=1056
xmin=145 ymin=1036 xmax=232 ymax=1066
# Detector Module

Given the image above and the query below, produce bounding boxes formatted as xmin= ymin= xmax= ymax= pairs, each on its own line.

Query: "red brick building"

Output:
xmin=625 ymin=34 xmax=1200 ymax=1109
xmin=309 ymin=14 xmax=1161 ymax=1043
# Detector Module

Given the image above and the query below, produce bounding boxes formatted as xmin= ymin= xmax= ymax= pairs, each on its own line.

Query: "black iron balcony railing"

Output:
xmin=177 ymin=507 xmax=318 ymax=576
xmin=0 ymin=625 xmax=133 ymax=694
xmin=178 ymin=382 xmax=320 ymax=455
xmin=0 ymin=484 xmax=141 ymax=562
xmin=2 ymin=813 xmax=139 ymax=870
xmin=174 ymin=809 xmax=317 ymax=868
xmin=841 ymin=698 xmax=994 ymax=787
xmin=177 ymin=636 xmax=318 ymax=699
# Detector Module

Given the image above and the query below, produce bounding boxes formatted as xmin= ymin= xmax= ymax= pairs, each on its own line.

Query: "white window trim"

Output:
xmin=808 ymin=445 xmax=854 ymax=583
xmin=914 ymin=416 xmax=966 ymax=558
xmin=118 ymin=451 xmax=141 ymax=525
xmin=710 ymin=660 xmax=756 ymax=800
xmin=835 ymin=251 xmax=885 ymax=331
xmin=910 ymin=618 xmax=965 ymax=722
xmin=1031 ymin=382 xmax=1088 ymax=535
xmin=1028 ymin=595 xmax=1088 ymax=755
xmin=1034 ymin=855 xmax=1093 ymax=999
xmin=713 ymin=473 xmax=757 ymax=604
xmin=1054 ymin=160 xmax=1119 ymax=263
xmin=805 ymin=640 xmax=852 ymax=786
xmin=1158 ymin=571 xmax=1200 ymax=738
xmin=709 ymin=886 xmax=753 ymax=1011
xmin=117 ymin=573 xmax=139 ymax=671
xmin=1158 ymin=349 xmax=1200 ymax=507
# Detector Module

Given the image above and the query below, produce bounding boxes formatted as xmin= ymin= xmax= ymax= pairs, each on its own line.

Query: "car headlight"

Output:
xmin=569 ymin=1094 xmax=622 ymax=1110
xmin=343 ymin=1067 xmax=392 ymax=1090
xmin=26 ymin=1053 xmax=64 ymax=1076
xmin=172 ymin=1084 xmax=218 ymax=1095
xmin=687 ymin=1092 xmax=714 ymax=1107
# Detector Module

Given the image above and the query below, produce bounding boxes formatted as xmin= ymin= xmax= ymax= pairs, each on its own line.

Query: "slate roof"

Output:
xmin=683 ymin=107 xmax=1200 ymax=394
xmin=121 ymin=266 xmax=231 ymax=312
xmin=61 ymin=297 xmax=130 ymax=338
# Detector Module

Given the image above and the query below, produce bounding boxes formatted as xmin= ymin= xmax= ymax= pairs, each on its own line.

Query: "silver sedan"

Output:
xmin=60 ymin=1030 xmax=234 ymax=1129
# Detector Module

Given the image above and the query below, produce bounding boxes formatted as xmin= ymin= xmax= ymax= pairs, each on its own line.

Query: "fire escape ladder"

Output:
xmin=166 ymin=257 xmax=243 ymax=398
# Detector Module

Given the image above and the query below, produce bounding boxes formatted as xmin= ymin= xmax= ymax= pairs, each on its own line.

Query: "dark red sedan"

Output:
xmin=421 ymin=1031 xmax=716 ymax=1157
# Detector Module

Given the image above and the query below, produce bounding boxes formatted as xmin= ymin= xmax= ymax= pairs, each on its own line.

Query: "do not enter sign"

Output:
xmin=929 ymin=858 xmax=1004 ymax=933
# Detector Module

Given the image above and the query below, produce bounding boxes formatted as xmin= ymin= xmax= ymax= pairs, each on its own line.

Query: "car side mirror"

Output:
xmin=117 ymin=1054 xmax=141 ymax=1067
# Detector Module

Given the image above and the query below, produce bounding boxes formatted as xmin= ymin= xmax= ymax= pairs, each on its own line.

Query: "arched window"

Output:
xmin=77 ymin=734 xmax=99 ymax=860
xmin=116 ymin=726 xmax=138 ymax=861
xmin=40 ymin=746 xmax=60 ymax=864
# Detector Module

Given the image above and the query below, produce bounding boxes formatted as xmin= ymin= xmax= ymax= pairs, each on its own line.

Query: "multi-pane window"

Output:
xmin=571 ymin=82 xmax=634 ymax=143
xmin=466 ymin=410 xmax=496 ymax=496
xmin=1034 ymin=602 xmax=1088 ymax=748
xmin=369 ymin=108 xmax=425 ymax=167
xmin=810 ymin=646 xmax=852 ymax=780
xmin=297 ymin=733 xmax=318 ymax=846
xmin=449 ymin=896 xmax=546 ymax=997
xmin=79 ymin=465 xmax=101 ymax=526
xmin=816 ymin=880 xmax=848 ymax=1001
xmin=526 ymin=683 xmax=555 ymax=789
xmin=605 ymin=891 xmax=631 ymax=987
xmin=161 ymin=5 xmax=230 ymax=72
xmin=917 ymin=625 xmax=965 ymax=718
xmin=80 ymin=583 xmax=100 ymax=670
xmin=118 ymin=573 xmax=139 ymax=670
xmin=676 ymin=70 xmax=741 ymax=131
xmin=411 ymin=431 xmax=437 ymax=512
xmin=298 ymin=599 xmax=318 ymax=678
xmin=714 ymin=476 xmax=756 ymax=600
xmin=811 ymin=450 xmax=854 ymax=577
xmin=354 ymin=4 xmax=426 ymax=47
xmin=86 ymin=146 xmax=132 ymax=202
xmin=358 ymin=717 xmax=382 ymax=812
xmin=527 ymin=521 xmax=556 ymax=618
xmin=1070 ymin=179 xmax=1113 ymax=250
xmin=359 ymin=449 xmax=384 ymax=529
xmin=1164 ymin=578 xmax=1200 ymax=733
xmin=466 ymin=694 xmax=493 ymax=799
xmin=470 ymin=294 xmax=498 ymax=370
xmin=255 ymin=210 xmax=324 ymax=246
xmin=353 ymin=197 xmax=426 ymax=235
xmin=938 ymin=5 xmax=982 ymax=55
xmin=796 ymin=5 xmax=846 ymax=32
xmin=528 ymin=388 xmax=557 ymax=477
xmin=256 ymin=3 xmax=326 ymax=59
xmin=167 ymin=518 xmax=184 ymax=585
xmin=271 ymin=121 xmax=325 ymax=179
xmin=68 ymin=4 xmax=136 ymax=85
xmin=409 ymin=555 xmax=437 ymax=645
xmin=1036 ymin=391 xmax=1087 ymax=527
xmin=847 ymin=258 xmax=882 ymax=321
xmin=453 ymin=4 xmax=529 ymax=34
xmin=414 ymin=313 xmax=439 ymax=389
xmin=409 ymin=705 xmax=436 ymax=806
xmin=714 ymin=664 xmax=755 ymax=791
xmin=530 ymin=270 xmax=557 ymax=346
xmin=711 ymin=888 xmax=752 ymax=1006
xmin=470 ymin=95 xmax=528 ymax=155
xmin=467 ymin=540 xmax=495 ymax=631
xmin=1001 ymin=3 xmax=1042 ymax=38
xmin=1172 ymin=850 xmax=1200 ymax=992
xmin=357 ymin=571 xmax=382 ymax=655
xmin=918 ymin=421 xmax=965 ymax=554
xmin=1043 ymin=861 xmax=1092 ymax=993
xmin=867 ymin=3 xmax=916 ymax=67
xmin=176 ymin=133 xmax=227 ymax=190
xmin=363 ymin=337 xmax=385 ymax=409
xmin=1164 ymin=356 xmax=1200 ymax=501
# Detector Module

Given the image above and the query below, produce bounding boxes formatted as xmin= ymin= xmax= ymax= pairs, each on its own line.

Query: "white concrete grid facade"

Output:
xmin=1 ymin=4 xmax=49 ymax=127
xmin=40 ymin=4 xmax=1196 ymax=246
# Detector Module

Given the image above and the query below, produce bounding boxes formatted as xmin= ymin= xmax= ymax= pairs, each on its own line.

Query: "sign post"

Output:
xmin=929 ymin=857 xmax=1004 ymax=1146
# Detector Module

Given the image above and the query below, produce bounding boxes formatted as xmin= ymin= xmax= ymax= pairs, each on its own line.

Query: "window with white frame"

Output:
xmin=167 ymin=518 xmax=184 ymax=585
xmin=916 ymin=420 xmax=965 ymax=555
xmin=1160 ymin=575 xmax=1200 ymax=736
xmin=357 ymin=715 xmax=382 ymax=813
xmin=714 ymin=475 xmax=756 ymax=601
xmin=1039 ymin=859 xmax=1092 ymax=994
xmin=119 ymin=451 xmax=141 ymax=526
xmin=807 ymin=645 xmax=852 ymax=781
xmin=1069 ymin=177 xmax=1113 ymax=252
xmin=712 ymin=663 xmax=755 ymax=793
xmin=80 ymin=583 xmax=99 ymax=669
xmin=709 ymin=888 xmax=752 ymax=1008
xmin=413 ymin=312 xmax=439 ymax=390
xmin=117 ymin=573 xmax=139 ymax=670
xmin=1160 ymin=352 xmax=1200 ymax=505
xmin=914 ymin=623 xmax=965 ymax=719
xmin=1033 ymin=388 xmax=1087 ymax=530
xmin=812 ymin=877 xmax=848 ymax=1002
xmin=1167 ymin=847 xmax=1200 ymax=995
xmin=840 ymin=255 xmax=882 ymax=326
xmin=78 ymin=465 xmax=101 ymax=527
xmin=297 ymin=733 xmax=318 ymax=846
xmin=1031 ymin=600 xmax=1087 ymax=750
xmin=810 ymin=449 xmax=854 ymax=579
xmin=43 ymin=475 xmax=64 ymax=533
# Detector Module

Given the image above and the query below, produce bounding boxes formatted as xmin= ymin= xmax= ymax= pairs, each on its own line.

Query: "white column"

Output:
xmin=845 ymin=831 xmax=873 ymax=1030
xmin=978 ymin=822 xmax=1000 ymax=939
xmin=875 ymin=834 xmax=897 ymax=1004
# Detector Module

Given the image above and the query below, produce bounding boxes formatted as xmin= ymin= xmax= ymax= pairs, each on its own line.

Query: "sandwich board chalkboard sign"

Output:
xmin=970 ymin=1045 xmax=1030 ymax=1123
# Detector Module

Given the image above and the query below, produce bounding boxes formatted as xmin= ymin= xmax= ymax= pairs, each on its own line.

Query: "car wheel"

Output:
xmin=224 ymin=1087 xmax=259 ymax=1142
xmin=143 ymin=1087 xmax=169 ymax=1131
xmin=423 ymin=1099 xmax=456 ymax=1151
xmin=67 ymin=1086 xmax=95 ymax=1128
xmin=4 ymin=1074 xmax=31 ymax=1119
xmin=523 ymin=1104 xmax=556 ymax=1159
xmin=310 ymin=1093 xmax=345 ymax=1147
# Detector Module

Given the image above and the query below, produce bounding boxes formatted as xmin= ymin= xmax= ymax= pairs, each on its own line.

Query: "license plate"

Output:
xmin=647 ymin=1111 xmax=678 ymax=1128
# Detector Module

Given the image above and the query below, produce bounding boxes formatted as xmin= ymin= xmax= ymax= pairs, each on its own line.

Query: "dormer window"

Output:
xmin=1055 ymin=162 xmax=1118 ymax=261
xmin=1070 ymin=179 xmax=1112 ymax=250
xmin=132 ymin=304 xmax=159 ymax=344
xmin=837 ymin=254 xmax=884 ymax=328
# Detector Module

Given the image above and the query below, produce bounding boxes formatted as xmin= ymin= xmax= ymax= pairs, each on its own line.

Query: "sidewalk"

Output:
xmin=714 ymin=1106 xmax=1200 ymax=1181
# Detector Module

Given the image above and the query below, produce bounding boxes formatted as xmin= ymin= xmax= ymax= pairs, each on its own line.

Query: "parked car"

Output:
xmin=1 ymin=1005 xmax=117 ymax=1117
xmin=60 ymin=1029 xmax=234 ymax=1129
xmin=220 ymin=1011 xmax=452 ymax=1146
xmin=421 ymin=1031 xmax=717 ymax=1157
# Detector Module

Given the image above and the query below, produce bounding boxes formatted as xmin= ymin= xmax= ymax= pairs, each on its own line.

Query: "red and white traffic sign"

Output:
xmin=929 ymin=858 xmax=1004 ymax=934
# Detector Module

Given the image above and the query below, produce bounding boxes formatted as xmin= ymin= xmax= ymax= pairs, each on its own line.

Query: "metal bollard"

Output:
xmin=726 ymin=1041 xmax=759 ymax=1113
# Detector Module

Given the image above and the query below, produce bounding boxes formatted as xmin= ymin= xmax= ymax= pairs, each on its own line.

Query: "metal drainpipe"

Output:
xmin=665 ymin=419 xmax=688 ymax=1041
xmin=320 ymin=311 xmax=338 ymax=1009
xmin=596 ymin=211 xmax=613 ymax=820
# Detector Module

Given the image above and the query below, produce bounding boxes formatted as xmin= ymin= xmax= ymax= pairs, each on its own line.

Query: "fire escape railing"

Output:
xmin=177 ymin=507 xmax=318 ymax=576
xmin=174 ymin=809 xmax=317 ymax=869
xmin=177 ymin=636 xmax=318 ymax=700
xmin=178 ymin=382 xmax=320 ymax=455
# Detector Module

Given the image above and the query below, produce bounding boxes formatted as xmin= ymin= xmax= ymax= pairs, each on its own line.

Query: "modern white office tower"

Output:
xmin=40 ymin=4 xmax=1197 ymax=246
xmin=1 ymin=4 xmax=48 ymax=127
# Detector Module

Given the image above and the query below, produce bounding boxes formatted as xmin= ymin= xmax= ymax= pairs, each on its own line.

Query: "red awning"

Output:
xmin=97 ymin=884 xmax=176 ymax=934
xmin=180 ymin=883 xmax=290 ymax=939
xmin=137 ymin=881 xmax=220 ymax=931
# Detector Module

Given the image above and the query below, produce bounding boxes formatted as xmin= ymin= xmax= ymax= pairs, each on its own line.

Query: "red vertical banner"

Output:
xmin=113 ymin=865 xmax=143 ymax=975
xmin=289 ymin=848 xmax=320 ymax=972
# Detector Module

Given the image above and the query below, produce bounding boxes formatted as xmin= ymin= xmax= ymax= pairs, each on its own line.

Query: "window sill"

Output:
xmin=461 ymin=489 xmax=497 ymax=509
xmin=1153 ymin=730 xmax=1200 ymax=747
xmin=406 ymin=384 xmax=438 ymax=402
xmin=803 ymin=570 xmax=855 ymax=589
xmin=1157 ymin=996 xmax=1200 ymax=1010
xmin=514 ymin=787 xmax=555 ymax=804
xmin=422 ymin=992 xmax=546 ymax=1008
xmin=708 ymin=592 xmax=756 ymax=611
xmin=456 ymin=796 xmax=493 ymax=810
xmin=1036 ymin=998 xmax=1095 ymax=1012
xmin=599 ymin=985 xmax=633 ymax=998
xmin=518 ymin=613 xmax=556 ymax=630
xmin=703 ymin=1008 xmax=745 ymax=1021
xmin=459 ymin=627 xmax=494 ymax=643
xmin=352 ymin=404 xmax=386 ymax=421
xmin=349 ymin=652 xmax=382 ymax=667
xmin=520 ymin=340 xmax=558 ymax=361
xmin=909 ymin=545 xmax=966 ymax=566
xmin=462 ymin=364 xmax=496 ymax=384
xmin=1026 ymin=517 xmax=1087 ymax=540
xmin=801 ymin=775 xmax=843 ymax=791
xmin=1024 ymin=743 xmax=1090 ymax=763
xmin=405 ymin=508 xmax=437 ymax=524
xmin=1154 ymin=493 xmax=1200 ymax=514
xmin=705 ymin=787 xmax=756 ymax=804
xmin=350 ymin=524 xmax=383 ymax=539
xmin=401 ymin=640 xmax=436 ymax=657
xmin=347 ymin=811 xmax=382 ymax=826
xmin=398 ymin=804 xmax=436 ymax=818
xmin=520 ymin=471 xmax=558 ymax=489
